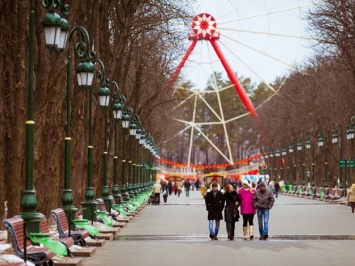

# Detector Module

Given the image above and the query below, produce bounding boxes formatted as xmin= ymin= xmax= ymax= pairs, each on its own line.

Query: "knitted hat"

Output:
xmin=242 ymin=179 xmax=251 ymax=187
xmin=259 ymin=181 xmax=266 ymax=187
xmin=351 ymin=184 xmax=355 ymax=189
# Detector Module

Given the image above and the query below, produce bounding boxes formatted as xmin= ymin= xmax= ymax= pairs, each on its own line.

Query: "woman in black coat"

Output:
xmin=223 ymin=184 xmax=242 ymax=240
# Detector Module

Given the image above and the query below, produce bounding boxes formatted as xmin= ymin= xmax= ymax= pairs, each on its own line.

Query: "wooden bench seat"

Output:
xmin=329 ymin=189 xmax=344 ymax=201
xmin=96 ymin=198 xmax=119 ymax=221
xmin=39 ymin=215 xmax=74 ymax=258
xmin=50 ymin=208 xmax=89 ymax=247
xmin=3 ymin=216 xmax=55 ymax=266
xmin=324 ymin=188 xmax=334 ymax=200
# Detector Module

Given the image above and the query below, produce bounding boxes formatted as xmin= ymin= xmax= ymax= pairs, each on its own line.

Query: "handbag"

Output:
xmin=162 ymin=190 xmax=167 ymax=196
xmin=233 ymin=207 xmax=239 ymax=219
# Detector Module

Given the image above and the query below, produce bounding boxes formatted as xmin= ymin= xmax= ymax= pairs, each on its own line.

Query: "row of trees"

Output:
xmin=0 ymin=0 xmax=193 ymax=218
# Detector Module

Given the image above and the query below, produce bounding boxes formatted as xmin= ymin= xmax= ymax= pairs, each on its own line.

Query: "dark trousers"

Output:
xmin=242 ymin=214 xmax=254 ymax=226
xmin=154 ymin=193 xmax=160 ymax=204
xmin=350 ymin=202 xmax=355 ymax=213
xmin=226 ymin=222 xmax=235 ymax=239
xmin=163 ymin=195 xmax=168 ymax=203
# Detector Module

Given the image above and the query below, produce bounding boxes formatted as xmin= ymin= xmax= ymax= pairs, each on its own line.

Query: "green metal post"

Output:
xmin=121 ymin=130 xmax=129 ymax=200
xmin=82 ymin=85 xmax=96 ymax=222
xmin=112 ymin=120 xmax=122 ymax=203
xmin=62 ymin=27 xmax=96 ymax=228
xmin=20 ymin=0 xmax=43 ymax=233
xmin=128 ymin=136 xmax=134 ymax=198
xmin=311 ymin=140 xmax=315 ymax=187
xmin=102 ymin=106 xmax=111 ymax=212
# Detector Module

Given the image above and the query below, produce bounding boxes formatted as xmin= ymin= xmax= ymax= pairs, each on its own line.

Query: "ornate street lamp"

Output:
xmin=281 ymin=146 xmax=287 ymax=182
xmin=275 ymin=149 xmax=280 ymax=180
xmin=112 ymin=91 xmax=125 ymax=204
xmin=59 ymin=26 xmax=96 ymax=227
xmin=318 ymin=132 xmax=328 ymax=187
xmin=332 ymin=128 xmax=343 ymax=189
xmin=97 ymin=66 xmax=111 ymax=212
xmin=20 ymin=0 xmax=71 ymax=234
xmin=128 ymin=117 xmax=137 ymax=198
xmin=346 ymin=117 xmax=355 ymax=193
xmin=297 ymin=136 xmax=305 ymax=186
xmin=306 ymin=135 xmax=315 ymax=186
xmin=269 ymin=149 xmax=274 ymax=181
xmin=121 ymin=108 xmax=131 ymax=200
xmin=289 ymin=141 xmax=296 ymax=186
xmin=134 ymin=118 xmax=142 ymax=194
xmin=139 ymin=131 xmax=147 ymax=187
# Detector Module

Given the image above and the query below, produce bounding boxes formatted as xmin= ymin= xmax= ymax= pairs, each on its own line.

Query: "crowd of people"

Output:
xmin=150 ymin=176 xmax=279 ymax=240
xmin=205 ymin=179 xmax=275 ymax=241
xmin=150 ymin=178 xmax=200 ymax=205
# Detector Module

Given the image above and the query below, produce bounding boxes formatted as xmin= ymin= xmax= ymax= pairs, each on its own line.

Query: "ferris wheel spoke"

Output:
xmin=219 ymin=3 xmax=315 ymax=24
xmin=220 ymin=28 xmax=313 ymax=40
xmin=196 ymin=92 xmax=223 ymax=122
xmin=215 ymin=0 xmax=252 ymax=22
xmin=187 ymin=94 xmax=199 ymax=166
xmin=222 ymin=35 xmax=295 ymax=68
xmin=225 ymin=112 xmax=251 ymax=124
xmin=173 ymin=89 xmax=197 ymax=110
xmin=194 ymin=126 xmax=233 ymax=164
xmin=218 ymin=40 xmax=277 ymax=92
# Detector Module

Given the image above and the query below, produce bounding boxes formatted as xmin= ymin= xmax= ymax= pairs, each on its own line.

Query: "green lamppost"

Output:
xmin=80 ymin=58 xmax=120 ymax=222
xmin=134 ymin=119 xmax=142 ymax=194
xmin=346 ymin=117 xmax=355 ymax=193
xmin=112 ymin=91 xmax=125 ymax=204
xmin=20 ymin=0 xmax=70 ymax=233
xmin=269 ymin=149 xmax=274 ymax=181
xmin=49 ymin=23 xmax=95 ymax=227
xmin=318 ymin=132 xmax=328 ymax=187
xmin=139 ymin=131 xmax=147 ymax=188
xmin=305 ymin=135 xmax=315 ymax=186
xmin=289 ymin=142 xmax=296 ymax=185
xmin=128 ymin=116 xmax=137 ymax=198
xmin=331 ymin=128 xmax=342 ymax=188
xmin=275 ymin=149 xmax=281 ymax=180
xmin=297 ymin=135 xmax=305 ymax=185
xmin=264 ymin=153 xmax=269 ymax=178
xmin=281 ymin=146 xmax=287 ymax=181
xmin=121 ymin=108 xmax=131 ymax=200
xmin=97 ymin=65 xmax=111 ymax=212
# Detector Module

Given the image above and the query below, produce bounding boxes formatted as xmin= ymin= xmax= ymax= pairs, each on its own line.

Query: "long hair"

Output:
xmin=224 ymin=184 xmax=233 ymax=194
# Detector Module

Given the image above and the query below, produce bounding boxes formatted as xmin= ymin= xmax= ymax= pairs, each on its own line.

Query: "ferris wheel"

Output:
xmin=166 ymin=0 xmax=318 ymax=167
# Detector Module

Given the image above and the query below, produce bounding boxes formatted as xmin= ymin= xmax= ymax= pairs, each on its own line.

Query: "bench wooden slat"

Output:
xmin=50 ymin=208 xmax=89 ymax=247
xmin=3 ymin=216 xmax=55 ymax=266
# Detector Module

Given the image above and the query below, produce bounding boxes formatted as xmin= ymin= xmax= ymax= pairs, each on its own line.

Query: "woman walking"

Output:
xmin=238 ymin=179 xmax=256 ymax=240
xmin=223 ymin=184 xmax=241 ymax=240
xmin=162 ymin=181 xmax=169 ymax=204
xmin=348 ymin=183 xmax=355 ymax=213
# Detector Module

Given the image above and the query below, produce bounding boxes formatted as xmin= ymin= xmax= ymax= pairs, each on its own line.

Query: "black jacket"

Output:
xmin=205 ymin=190 xmax=224 ymax=220
xmin=223 ymin=191 xmax=241 ymax=222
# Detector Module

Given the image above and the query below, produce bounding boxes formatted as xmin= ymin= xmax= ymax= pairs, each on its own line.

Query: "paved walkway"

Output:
xmin=81 ymin=190 xmax=355 ymax=266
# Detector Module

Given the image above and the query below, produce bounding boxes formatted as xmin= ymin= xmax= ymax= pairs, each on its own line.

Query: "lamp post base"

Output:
xmin=81 ymin=201 xmax=97 ymax=224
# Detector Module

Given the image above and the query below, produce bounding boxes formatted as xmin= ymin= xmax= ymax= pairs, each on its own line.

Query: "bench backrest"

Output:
xmin=96 ymin=198 xmax=107 ymax=212
xmin=109 ymin=195 xmax=116 ymax=205
xmin=329 ymin=188 xmax=336 ymax=195
xmin=3 ymin=216 xmax=33 ymax=252
xmin=50 ymin=208 xmax=69 ymax=238
xmin=336 ymin=189 xmax=344 ymax=197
